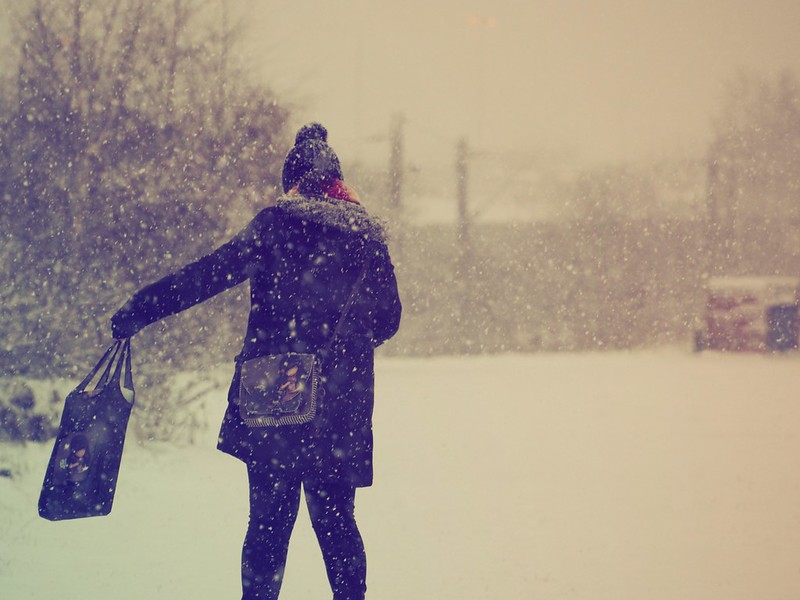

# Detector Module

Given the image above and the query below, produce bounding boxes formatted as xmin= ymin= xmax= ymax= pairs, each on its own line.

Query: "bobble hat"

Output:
xmin=281 ymin=123 xmax=344 ymax=193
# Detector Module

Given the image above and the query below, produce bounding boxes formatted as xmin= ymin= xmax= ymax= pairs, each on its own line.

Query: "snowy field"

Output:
xmin=2 ymin=349 xmax=800 ymax=600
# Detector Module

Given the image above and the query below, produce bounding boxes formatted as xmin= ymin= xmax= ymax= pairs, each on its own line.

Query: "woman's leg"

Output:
xmin=303 ymin=480 xmax=367 ymax=600
xmin=242 ymin=469 xmax=301 ymax=600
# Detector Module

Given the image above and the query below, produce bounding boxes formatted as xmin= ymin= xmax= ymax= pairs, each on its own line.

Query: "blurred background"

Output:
xmin=1 ymin=0 xmax=799 ymax=440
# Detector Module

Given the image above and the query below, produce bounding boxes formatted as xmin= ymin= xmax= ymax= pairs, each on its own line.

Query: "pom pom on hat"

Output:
xmin=295 ymin=122 xmax=328 ymax=145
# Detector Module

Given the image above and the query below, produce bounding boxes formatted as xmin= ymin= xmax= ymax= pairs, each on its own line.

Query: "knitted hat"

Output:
xmin=281 ymin=123 xmax=344 ymax=193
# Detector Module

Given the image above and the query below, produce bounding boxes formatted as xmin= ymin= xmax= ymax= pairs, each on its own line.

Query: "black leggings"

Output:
xmin=242 ymin=468 xmax=367 ymax=600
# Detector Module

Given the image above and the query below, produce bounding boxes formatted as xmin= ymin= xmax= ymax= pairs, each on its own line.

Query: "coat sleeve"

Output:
xmin=357 ymin=243 xmax=402 ymax=347
xmin=110 ymin=213 xmax=271 ymax=338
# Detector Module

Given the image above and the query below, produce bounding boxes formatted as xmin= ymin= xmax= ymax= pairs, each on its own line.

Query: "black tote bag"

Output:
xmin=38 ymin=340 xmax=135 ymax=521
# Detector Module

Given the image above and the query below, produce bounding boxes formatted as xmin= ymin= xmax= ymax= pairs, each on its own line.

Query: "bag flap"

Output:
xmin=239 ymin=353 xmax=317 ymax=415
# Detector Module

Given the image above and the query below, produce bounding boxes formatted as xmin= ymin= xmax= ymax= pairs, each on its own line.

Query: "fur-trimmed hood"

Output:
xmin=274 ymin=194 xmax=388 ymax=245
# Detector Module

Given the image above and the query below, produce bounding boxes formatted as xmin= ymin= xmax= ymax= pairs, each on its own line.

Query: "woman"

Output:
xmin=110 ymin=123 xmax=402 ymax=600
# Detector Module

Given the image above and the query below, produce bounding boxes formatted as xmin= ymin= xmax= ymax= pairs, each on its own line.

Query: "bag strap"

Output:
xmin=75 ymin=341 xmax=122 ymax=393
xmin=109 ymin=338 xmax=130 ymax=388
xmin=123 ymin=339 xmax=134 ymax=392
xmin=324 ymin=253 xmax=372 ymax=352
xmin=233 ymin=253 xmax=373 ymax=364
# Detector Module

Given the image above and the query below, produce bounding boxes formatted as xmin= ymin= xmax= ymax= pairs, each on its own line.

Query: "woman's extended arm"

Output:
xmin=359 ymin=243 xmax=402 ymax=347
xmin=111 ymin=215 xmax=268 ymax=338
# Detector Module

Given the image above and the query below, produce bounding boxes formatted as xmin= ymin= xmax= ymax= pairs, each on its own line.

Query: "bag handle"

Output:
xmin=123 ymin=339 xmax=134 ymax=393
xmin=109 ymin=338 xmax=129 ymax=387
xmin=74 ymin=340 xmax=135 ymax=403
xmin=75 ymin=341 xmax=122 ymax=393
xmin=96 ymin=341 xmax=125 ymax=390
xmin=116 ymin=339 xmax=135 ymax=404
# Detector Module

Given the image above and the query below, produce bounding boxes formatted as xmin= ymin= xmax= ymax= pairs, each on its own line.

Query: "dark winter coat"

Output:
xmin=111 ymin=194 xmax=401 ymax=487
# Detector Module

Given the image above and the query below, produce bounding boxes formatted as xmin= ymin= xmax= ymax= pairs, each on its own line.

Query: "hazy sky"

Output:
xmin=242 ymin=0 xmax=800 ymax=168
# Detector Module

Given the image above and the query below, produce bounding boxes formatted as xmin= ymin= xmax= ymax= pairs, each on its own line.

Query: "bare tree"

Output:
xmin=0 ymin=0 xmax=290 ymax=378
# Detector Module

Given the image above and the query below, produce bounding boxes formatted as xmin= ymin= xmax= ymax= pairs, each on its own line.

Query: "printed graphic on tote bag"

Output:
xmin=57 ymin=433 xmax=94 ymax=483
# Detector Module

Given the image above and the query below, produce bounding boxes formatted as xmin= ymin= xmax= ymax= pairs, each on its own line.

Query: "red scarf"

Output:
xmin=325 ymin=179 xmax=360 ymax=203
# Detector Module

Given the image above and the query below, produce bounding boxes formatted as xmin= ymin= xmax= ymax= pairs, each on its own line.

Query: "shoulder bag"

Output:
xmin=236 ymin=258 xmax=369 ymax=428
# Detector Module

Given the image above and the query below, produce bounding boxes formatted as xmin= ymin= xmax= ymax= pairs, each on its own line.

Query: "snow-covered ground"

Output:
xmin=2 ymin=349 xmax=800 ymax=600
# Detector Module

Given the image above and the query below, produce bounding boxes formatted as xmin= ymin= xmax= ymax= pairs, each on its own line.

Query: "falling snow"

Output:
xmin=2 ymin=2 xmax=800 ymax=599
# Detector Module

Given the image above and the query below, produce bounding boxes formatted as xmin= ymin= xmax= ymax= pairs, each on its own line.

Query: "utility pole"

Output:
xmin=456 ymin=137 xmax=470 ymax=274
xmin=706 ymin=154 xmax=738 ymax=274
xmin=706 ymin=158 xmax=721 ymax=277
xmin=455 ymin=136 xmax=474 ymax=338
xmin=388 ymin=113 xmax=405 ymax=256
xmin=388 ymin=113 xmax=404 ymax=213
